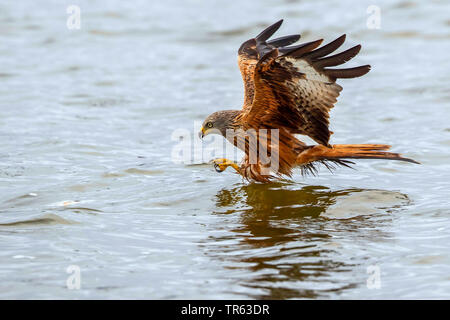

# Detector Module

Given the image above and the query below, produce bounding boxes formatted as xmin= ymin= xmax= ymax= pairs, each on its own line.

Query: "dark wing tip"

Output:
xmin=255 ymin=19 xmax=284 ymax=42
xmin=314 ymin=44 xmax=362 ymax=68
xmin=402 ymin=157 xmax=421 ymax=164
xmin=305 ymin=34 xmax=348 ymax=59
xmin=358 ymin=64 xmax=371 ymax=76
xmin=337 ymin=34 xmax=347 ymax=42
xmin=267 ymin=34 xmax=301 ymax=47
xmin=281 ymin=39 xmax=324 ymax=57
xmin=325 ymin=64 xmax=371 ymax=79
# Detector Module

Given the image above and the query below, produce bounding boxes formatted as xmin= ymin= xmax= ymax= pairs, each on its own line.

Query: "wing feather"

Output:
xmin=314 ymin=45 xmax=361 ymax=68
xmin=237 ymin=19 xmax=301 ymax=109
xmin=242 ymin=33 xmax=370 ymax=149
xmin=303 ymin=34 xmax=346 ymax=59
xmin=267 ymin=34 xmax=301 ymax=47
xmin=281 ymin=39 xmax=323 ymax=58
xmin=255 ymin=19 xmax=283 ymax=42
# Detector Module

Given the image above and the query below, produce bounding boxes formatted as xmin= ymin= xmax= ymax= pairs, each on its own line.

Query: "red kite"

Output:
xmin=199 ymin=20 xmax=418 ymax=182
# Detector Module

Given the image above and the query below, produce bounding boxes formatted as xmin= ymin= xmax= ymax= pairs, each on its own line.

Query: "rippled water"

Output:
xmin=0 ymin=0 xmax=449 ymax=299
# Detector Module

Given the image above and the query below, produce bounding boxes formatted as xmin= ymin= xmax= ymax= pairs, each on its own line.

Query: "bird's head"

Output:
xmin=199 ymin=110 xmax=240 ymax=139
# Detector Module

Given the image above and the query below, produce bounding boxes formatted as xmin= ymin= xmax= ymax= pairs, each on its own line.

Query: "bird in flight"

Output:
xmin=199 ymin=20 xmax=418 ymax=182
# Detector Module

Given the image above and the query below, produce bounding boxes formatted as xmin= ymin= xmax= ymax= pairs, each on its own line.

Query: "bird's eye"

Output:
xmin=207 ymin=122 xmax=213 ymax=128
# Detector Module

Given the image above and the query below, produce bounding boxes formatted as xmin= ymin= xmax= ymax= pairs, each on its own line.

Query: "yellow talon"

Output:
xmin=211 ymin=158 xmax=240 ymax=173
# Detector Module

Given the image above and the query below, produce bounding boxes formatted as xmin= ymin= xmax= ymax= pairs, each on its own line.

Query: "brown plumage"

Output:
xmin=199 ymin=19 xmax=419 ymax=182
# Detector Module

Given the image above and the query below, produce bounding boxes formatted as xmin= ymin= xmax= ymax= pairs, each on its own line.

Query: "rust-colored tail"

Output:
xmin=297 ymin=144 xmax=420 ymax=166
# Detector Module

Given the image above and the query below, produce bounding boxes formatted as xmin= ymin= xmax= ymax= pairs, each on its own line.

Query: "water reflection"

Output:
xmin=205 ymin=183 xmax=410 ymax=299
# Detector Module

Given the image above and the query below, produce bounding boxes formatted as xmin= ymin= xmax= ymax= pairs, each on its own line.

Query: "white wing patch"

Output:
xmin=284 ymin=57 xmax=330 ymax=82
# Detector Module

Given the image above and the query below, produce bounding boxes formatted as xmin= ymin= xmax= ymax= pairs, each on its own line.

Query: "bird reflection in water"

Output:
xmin=205 ymin=182 xmax=410 ymax=299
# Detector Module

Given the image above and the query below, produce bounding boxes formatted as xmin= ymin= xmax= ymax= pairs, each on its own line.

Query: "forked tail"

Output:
xmin=296 ymin=144 xmax=419 ymax=175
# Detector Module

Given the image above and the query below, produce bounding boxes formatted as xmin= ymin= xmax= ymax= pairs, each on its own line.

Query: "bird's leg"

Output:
xmin=211 ymin=158 xmax=240 ymax=173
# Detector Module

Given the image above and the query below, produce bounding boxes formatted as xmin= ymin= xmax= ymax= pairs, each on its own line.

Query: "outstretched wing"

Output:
xmin=237 ymin=20 xmax=301 ymax=109
xmin=242 ymin=31 xmax=370 ymax=147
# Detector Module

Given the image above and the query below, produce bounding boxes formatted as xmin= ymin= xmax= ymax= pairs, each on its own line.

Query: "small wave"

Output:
xmin=124 ymin=168 xmax=164 ymax=175
xmin=0 ymin=214 xmax=76 ymax=227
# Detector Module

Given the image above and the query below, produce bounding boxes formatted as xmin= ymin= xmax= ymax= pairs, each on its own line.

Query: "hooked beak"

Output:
xmin=198 ymin=126 xmax=206 ymax=139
